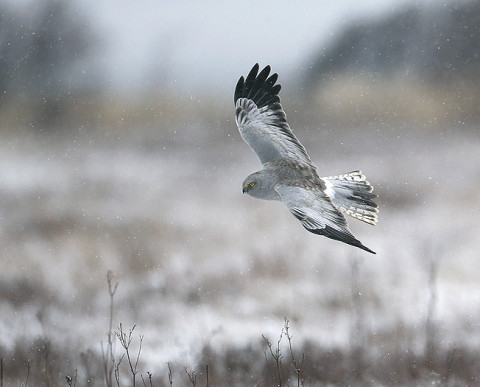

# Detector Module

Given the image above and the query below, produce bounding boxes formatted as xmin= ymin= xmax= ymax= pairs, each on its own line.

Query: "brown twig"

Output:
xmin=116 ymin=324 xmax=144 ymax=387
xmin=24 ymin=359 xmax=30 ymax=387
xmin=184 ymin=366 xmax=197 ymax=386
xmin=166 ymin=363 xmax=173 ymax=386
xmin=141 ymin=371 xmax=154 ymax=387
xmin=284 ymin=317 xmax=305 ymax=387
xmin=66 ymin=369 xmax=78 ymax=387
xmin=262 ymin=327 xmax=285 ymax=387
xmin=102 ymin=271 xmax=119 ymax=387
xmin=114 ymin=353 xmax=124 ymax=387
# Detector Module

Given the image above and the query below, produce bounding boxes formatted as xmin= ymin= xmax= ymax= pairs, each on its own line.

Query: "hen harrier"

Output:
xmin=234 ymin=64 xmax=378 ymax=253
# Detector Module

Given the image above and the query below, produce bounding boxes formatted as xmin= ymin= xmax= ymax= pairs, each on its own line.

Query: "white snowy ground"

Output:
xmin=1 ymin=119 xmax=479 ymax=381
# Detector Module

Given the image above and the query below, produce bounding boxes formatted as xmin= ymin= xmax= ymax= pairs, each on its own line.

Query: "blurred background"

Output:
xmin=1 ymin=0 xmax=480 ymax=385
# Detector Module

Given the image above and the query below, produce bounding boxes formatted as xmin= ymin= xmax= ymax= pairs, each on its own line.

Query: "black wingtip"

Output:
xmin=308 ymin=225 xmax=376 ymax=254
xmin=234 ymin=63 xmax=281 ymax=108
xmin=234 ymin=76 xmax=245 ymax=104
xmin=248 ymin=63 xmax=260 ymax=79
xmin=359 ymin=244 xmax=376 ymax=254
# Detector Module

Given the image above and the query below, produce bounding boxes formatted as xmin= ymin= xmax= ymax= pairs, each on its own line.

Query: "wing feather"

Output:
xmin=276 ymin=185 xmax=376 ymax=254
xmin=234 ymin=64 xmax=313 ymax=166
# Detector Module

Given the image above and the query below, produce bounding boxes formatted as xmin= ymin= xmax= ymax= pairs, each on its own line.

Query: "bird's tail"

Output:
xmin=322 ymin=171 xmax=378 ymax=226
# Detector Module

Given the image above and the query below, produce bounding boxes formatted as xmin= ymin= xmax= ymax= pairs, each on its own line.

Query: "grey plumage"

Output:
xmin=236 ymin=64 xmax=378 ymax=254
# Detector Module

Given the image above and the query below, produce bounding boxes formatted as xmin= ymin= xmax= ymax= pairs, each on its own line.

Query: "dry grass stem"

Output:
xmin=184 ymin=366 xmax=197 ymax=386
xmin=285 ymin=317 xmax=305 ymax=387
xmin=102 ymin=271 xmax=119 ymax=387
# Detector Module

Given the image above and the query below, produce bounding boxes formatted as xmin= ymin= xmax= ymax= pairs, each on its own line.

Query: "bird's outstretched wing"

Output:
xmin=276 ymin=184 xmax=376 ymax=254
xmin=234 ymin=64 xmax=313 ymax=167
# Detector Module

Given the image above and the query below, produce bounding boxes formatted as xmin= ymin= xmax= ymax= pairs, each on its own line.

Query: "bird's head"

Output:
xmin=242 ymin=171 xmax=280 ymax=200
xmin=242 ymin=176 xmax=257 ymax=195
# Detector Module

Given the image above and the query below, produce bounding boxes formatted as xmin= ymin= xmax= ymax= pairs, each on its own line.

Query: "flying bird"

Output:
xmin=234 ymin=64 xmax=378 ymax=253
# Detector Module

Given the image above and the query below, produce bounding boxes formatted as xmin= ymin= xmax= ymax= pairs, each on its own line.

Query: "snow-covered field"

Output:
xmin=1 ymin=119 xmax=479 ymax=384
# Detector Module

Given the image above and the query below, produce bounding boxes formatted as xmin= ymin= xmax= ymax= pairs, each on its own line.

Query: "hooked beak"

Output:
xmin=242 ymin=185 xmax=246 ymax=194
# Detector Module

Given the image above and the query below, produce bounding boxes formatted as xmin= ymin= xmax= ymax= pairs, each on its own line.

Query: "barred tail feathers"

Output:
xmin=322 ymin=171 xmax=378 ymax=226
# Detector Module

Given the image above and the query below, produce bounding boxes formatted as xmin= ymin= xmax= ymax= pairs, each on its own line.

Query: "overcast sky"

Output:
xmin=76 ymin=0 xmax=436 ymax=95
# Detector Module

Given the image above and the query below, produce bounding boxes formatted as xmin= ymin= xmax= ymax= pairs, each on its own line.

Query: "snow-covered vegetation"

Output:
xmin=1 ymin=0 xmax=479 ymax=385
xmin=1 ymin=110 xmax=479 ymax=384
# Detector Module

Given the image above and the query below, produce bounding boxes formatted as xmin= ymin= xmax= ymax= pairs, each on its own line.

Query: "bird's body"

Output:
xmin=244 ymin=159 xmax=321 ymax=200
xmin=235 ymin=64 xmax=378 ymax=254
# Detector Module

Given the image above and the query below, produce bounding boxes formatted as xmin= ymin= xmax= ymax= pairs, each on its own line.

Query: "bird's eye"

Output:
xmin=249 ymin=182 xmax=255 ymax=187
